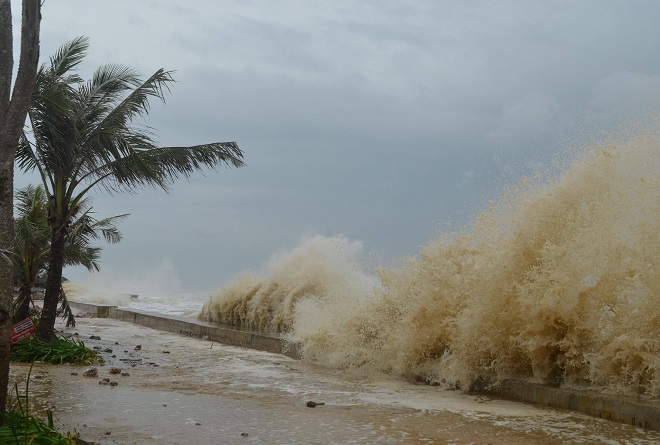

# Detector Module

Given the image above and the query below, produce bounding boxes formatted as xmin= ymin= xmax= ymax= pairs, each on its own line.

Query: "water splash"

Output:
xmin=200 ymin=128 xmax=659 ymax=396
xmin=199 ymin=235 xmax=379 ymax=332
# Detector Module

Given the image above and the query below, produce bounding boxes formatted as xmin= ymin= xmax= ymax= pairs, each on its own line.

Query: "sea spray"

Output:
xmin=199 ymin=129 xmax=659 ymax=396
xmin=198 ymin=235 xmax=380 ymax=332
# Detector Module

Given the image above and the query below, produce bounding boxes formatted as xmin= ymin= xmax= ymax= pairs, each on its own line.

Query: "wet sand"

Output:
xmin=9 ymin=317 xmax=659 ymax=445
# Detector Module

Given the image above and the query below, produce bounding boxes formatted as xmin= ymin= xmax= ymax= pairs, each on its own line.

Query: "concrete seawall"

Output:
xmin=69 ymin=301 xmax=299 ymax=358
xmin=68 ymin=301 xmax=659 ymax=431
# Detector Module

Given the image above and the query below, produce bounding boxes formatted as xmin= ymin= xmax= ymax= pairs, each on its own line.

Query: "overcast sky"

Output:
xmin=11 ymin=0 xmax=660 ymax=294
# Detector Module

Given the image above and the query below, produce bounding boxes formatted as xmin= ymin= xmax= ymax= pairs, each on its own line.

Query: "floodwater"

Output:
xmin=9 ymin=318 xmax=659 ymax=445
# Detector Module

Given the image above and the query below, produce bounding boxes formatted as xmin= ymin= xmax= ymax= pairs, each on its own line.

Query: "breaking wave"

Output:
xmin=199 ymin=128 xmax=659 ymax=397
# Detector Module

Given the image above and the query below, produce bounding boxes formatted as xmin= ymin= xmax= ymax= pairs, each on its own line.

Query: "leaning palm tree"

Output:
xmin=13 ymin=184 xmax=127 ymax=326
xmin=16 ymin=37 xmax=244 ymax=340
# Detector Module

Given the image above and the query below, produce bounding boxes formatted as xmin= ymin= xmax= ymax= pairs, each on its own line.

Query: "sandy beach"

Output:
xmin=6 ymin=313 xmax=658 ymax=445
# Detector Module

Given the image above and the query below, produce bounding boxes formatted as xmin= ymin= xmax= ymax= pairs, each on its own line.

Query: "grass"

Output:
xmin=11 ymin=337 xmax=98 ymax=365
xmin=0 ymin=368 xmax=79 ymax=444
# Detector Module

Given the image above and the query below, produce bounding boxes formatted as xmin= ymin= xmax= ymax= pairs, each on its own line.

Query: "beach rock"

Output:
xmin=241 ymin=432 xmax=249 ymax=437
xmin=89 ymin=335 xmax=101 ymax=340
xmin=83 ymin=367 xmax=98 ymax=377
xmin=121 ymin=372 xmax=130 ymax=377
xmin=103 ymin=348 xmax=113 ymax=353
xmin=306 ymin=401 xmax=325 ymax=408
xmin=109 ymin=381 xmax=118 ymax=387
xmin=71 ymin=372 xmax=78 ymax=376
xmin=134 ymin=345 xmax=142 ymax=351
xmin=109 ymin=367 xmax=122 ymax=374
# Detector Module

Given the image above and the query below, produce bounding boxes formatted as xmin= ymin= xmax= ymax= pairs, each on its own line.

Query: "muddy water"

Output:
xmin=8 ymin=318 xmax=659 ymax=445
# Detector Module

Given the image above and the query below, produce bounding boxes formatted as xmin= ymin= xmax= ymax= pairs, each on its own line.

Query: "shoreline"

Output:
xmin=68 ymin=300 xmax=660 ymax=432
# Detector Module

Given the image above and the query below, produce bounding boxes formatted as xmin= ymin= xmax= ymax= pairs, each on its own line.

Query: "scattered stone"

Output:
xmin=195 ymin=421 xmax=201 ymax=426
xmin=163 ymin=404 xmax=167 ymax=407
xmin=103 ymin=348 xmax=113 ymax=353
xmin=111 ymin=355 xmax=116 ymax=358
xmin=105 ymin=431 xmax=111 ymax=435
xmin=121 ymin=372 xmax=130 ymax=377
xmin=114 ymin=342 xmax=119 ymax=345
xmin=89 ymin=335 xmax=101 ymax=340
xmin=70 ymin=372 xmax=78 ymax=376
xmin=93 ymin=346 xmax=102 ymax=350
xmin=99 ymin=381 xmax=108 ymax=385
xmin=109 ymin=381 xmax=118 ymax=387
xmin=109 ymin=368 xmax=122 ymax=375
xmin=162 ymin=350 xmax=170 ymax=354
xmin=83 ymin=367 xmax=98 ymax=377
xmin=240 ymin=432 xmax=249 ymax=437
xmin=102 ymin=378 xmax=110 ymax=382
xmin=134 ymin=345 xmax=142 ymax=351
xmin=306 ymin=401 xmax=325 ymax=408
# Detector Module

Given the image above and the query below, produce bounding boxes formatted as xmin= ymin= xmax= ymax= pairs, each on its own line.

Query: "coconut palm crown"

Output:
xmin=16 ymin=37 xmax=244 ymax=340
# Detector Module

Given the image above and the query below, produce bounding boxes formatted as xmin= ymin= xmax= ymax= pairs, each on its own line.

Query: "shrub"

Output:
xmin=11 ymin=337 xmax=97 ymax=365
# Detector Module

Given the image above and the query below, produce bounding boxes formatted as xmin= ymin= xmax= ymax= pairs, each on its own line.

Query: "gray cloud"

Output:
xmin=10 ymin=0 xmax=660 ymax=291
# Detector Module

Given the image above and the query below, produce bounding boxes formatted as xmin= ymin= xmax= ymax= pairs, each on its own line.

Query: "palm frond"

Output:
xmin=48 ymin=36 xmax=89 ymax=79
xmin=58 ymin=287 xmax=76 ymax=328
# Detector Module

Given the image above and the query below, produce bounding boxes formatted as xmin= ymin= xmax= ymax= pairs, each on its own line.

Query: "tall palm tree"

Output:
xmin=16 ymin=37 xmax=244 ymax=340
xmin=13 ymin=184 xmax=126 ymax=325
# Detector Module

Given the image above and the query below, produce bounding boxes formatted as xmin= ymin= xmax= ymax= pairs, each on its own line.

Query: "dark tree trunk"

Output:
xmin=15 ymin=284 xmax=32 ymax=322
xmin=35 ymin=224 xmax=66 ymax=341
xmin=0 ymin=161 xmax=15 ymax=416
xmin=0 ymin=0 xmax=41 ymax=416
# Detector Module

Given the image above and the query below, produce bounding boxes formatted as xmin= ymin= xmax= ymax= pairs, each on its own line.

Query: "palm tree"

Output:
xmin=13 ymin=184 xmax=50 ymax=322
xmin=13 ymin=184 xmax=126 ymax=326
xmin=16 ymin=37 xmax=245 ymax=340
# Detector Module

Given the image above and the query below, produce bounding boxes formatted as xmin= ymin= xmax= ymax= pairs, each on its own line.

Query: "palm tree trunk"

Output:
xmin=15 ymin=284 xmax=32 ymax=322
xmin=36 ymin=225 xmax=66 ymax=341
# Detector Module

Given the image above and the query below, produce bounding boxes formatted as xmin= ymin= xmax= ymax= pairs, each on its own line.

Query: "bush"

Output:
xmin=11 ymin=337 xmax=97 ymax=365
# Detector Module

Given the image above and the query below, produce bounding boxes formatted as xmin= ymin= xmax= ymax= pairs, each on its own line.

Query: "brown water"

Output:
xmin=200 ymin=128 xmax=659 ymax=397
xmin=9 ymin=318 xmax=659 ymax=444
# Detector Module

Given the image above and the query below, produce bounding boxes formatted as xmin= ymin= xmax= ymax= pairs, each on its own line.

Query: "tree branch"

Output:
xmin=0 ymin=0 xmax=13 ymax=109
xmin=5 ymin=0 xmax=41 ymax=143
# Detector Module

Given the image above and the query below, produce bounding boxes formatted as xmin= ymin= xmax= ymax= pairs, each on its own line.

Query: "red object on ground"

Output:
xmin=11 ymin=317 xmax=36 ymax=344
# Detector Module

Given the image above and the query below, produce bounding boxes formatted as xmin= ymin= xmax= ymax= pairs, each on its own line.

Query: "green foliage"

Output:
xmin=0 ymin=369 xmax=79 ymax=444
xmin=10 ymin=337 xmax=97 ymax=365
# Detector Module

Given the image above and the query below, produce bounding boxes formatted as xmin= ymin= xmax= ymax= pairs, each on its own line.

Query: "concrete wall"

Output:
xmin=484 ymin=379 xmax=659 ymax=430
xmin=68 ymin=301 xmax=115 ymax=318
xmin=69 ymin=301 xmax=659 ymax=431
xmin=108 ymin=307 xmax=293 ymax=357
